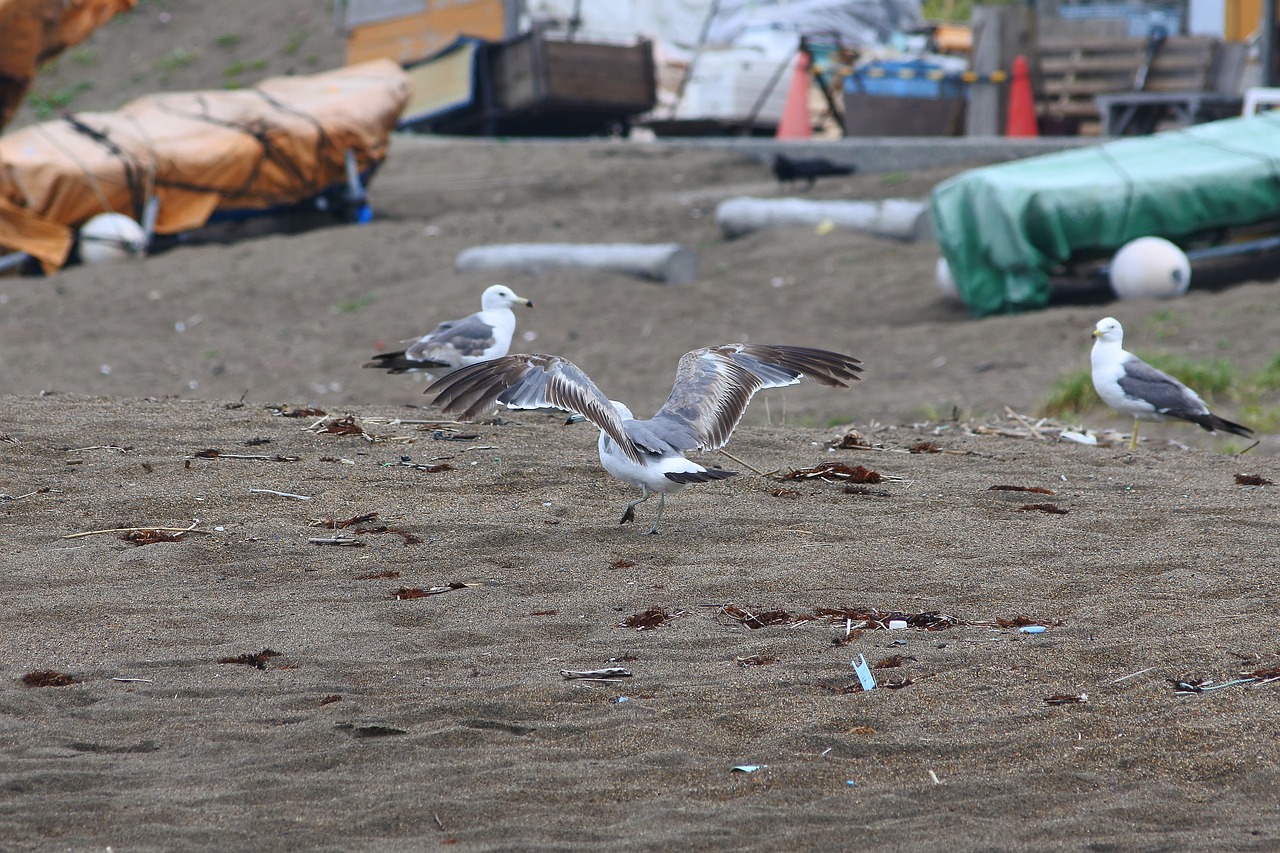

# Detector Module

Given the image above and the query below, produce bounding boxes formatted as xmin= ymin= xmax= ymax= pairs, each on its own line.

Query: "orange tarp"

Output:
xmin=0 ymin=0 xmax=137 ymax=132
xmin=0 ymin=59 xmax=409 ymax=270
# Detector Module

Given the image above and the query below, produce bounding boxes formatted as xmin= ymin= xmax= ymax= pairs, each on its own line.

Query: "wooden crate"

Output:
xmin=1037 ymin=35 xmax=1221 ymax=128
xmin=492 ymin=32 xmax=656 ymax=115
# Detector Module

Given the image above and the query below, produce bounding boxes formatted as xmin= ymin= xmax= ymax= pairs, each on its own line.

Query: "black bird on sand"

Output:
xmin=772 ymin=153 xmax=857 ymax=189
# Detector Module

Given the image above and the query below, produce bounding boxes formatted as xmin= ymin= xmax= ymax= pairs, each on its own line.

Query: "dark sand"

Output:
xmin=2 ymin=136 xmax=1279 ymax=852
xmin=4 ymin=6 xmax=1280 ymax=845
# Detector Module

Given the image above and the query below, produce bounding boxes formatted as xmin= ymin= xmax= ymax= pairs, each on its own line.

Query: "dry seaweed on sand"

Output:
xmin=313 ymin=512 xmax=380 ymax=529
xmin=22 ymin=670 xmax=78 ymax=687
xmin=618 ymin=607 xmax=684 ymax=630
xmin=391 ymin=582 xmax=482 ymax=600
xmin=308 ymin=415 xmax=379 ymax=441
xmin=1017 ymin=503 xmax=1069 ymax=514
xmin=990 ymin=484 xmax=1056 ymax=495
xmin=783 ymin=461 xmax=884 ymax=484
xmin=217 ymin=649 xmax=281 ymax=670
xmin=1045 ymin=693 xmax=1088 ymax=705
xmin=123 ymin=529 xmax=188 ymax=546
xmin=1235 ymin=473 xmax=1273 ymax=486
xmin=268 ymin=405 xmax=327 ymax=418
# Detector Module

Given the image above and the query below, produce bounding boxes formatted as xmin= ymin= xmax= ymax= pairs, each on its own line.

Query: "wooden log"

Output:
xmin=715 ymin=197 xmax=930 ymax=241
xmin=454 ymin=242 xmax=699 ymax=284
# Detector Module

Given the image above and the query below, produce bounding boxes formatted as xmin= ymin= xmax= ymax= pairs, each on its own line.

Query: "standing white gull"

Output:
xmin=364 ymin=284 xmax=533 ymax=375
xmin=425 ymin=343 xmax=862 ymax=534
xmin=1090 ymin=317 xmax=1252 ymax=450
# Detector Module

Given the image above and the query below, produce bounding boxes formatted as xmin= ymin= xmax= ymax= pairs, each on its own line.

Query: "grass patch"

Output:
xmin=1141 ymin=309 xmax=1187 ymax=340
xmin=1239 ymin=403 xmax=1280 ymax=434
xmin=1039 ymin=370 xmax=1096 ymax=417
xmin=68 ymin=47 xmax=99 ymax=67
xmin=334 ymin=293 xmax=377 ymax=315
xmin=156 ymin=48 xmax=197 ymax=74
xmin=224 ymin=58 xmax=268 ymax=80
xmin=27 ymin=82 xmax=93 ymax=119
xmin=1253 ymin=352 xmax=1280 ymax=391
xmin=283 ymin=29 xmax=308 ymax=56
xmin=215 ymin=34 xmax=243 ymax=50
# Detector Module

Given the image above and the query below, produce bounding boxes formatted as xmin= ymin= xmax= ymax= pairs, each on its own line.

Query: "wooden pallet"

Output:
xmin=1037 ymin=36 xmax=1221 ymax=128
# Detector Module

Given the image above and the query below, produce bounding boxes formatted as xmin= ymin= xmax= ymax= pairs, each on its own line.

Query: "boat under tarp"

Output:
xmin=0 ymin=60 xmax=408 ymax=272
xmin=930 ymin=112 xmax=1280 ymax=316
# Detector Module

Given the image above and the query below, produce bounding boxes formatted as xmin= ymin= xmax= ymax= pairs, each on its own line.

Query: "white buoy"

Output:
xmin=1108 ymin=236 xmax=1190 ymax=300
xmin=935 ymin=256 xmax=961 ymax=302
xmin=79 ymin=213 xmax=147 ymax=265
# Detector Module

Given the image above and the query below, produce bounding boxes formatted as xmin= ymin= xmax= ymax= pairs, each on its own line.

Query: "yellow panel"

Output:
xmin=1225 ymin=0 xmax=1263 ymax=42
xmin=403 ymin=41 xmax=477 ymax=119
xmin=345 ymin=2 xmax=505 ymax=66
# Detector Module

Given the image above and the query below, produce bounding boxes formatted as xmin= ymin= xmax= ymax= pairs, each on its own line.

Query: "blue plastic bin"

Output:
xmin=847 ymin=60 xmax=965 ymax=100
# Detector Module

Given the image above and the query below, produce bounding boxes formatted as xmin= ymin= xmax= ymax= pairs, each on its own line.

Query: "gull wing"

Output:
xmin=650 ymin=343 xmax=862 ymax=451
xmin=425 ymin=353 xmax=643 ymax=464
xmin=404 ymin=313 xmax=499 ymax=364
xmin=1116 ymin=355 xmax=1206 ymax=417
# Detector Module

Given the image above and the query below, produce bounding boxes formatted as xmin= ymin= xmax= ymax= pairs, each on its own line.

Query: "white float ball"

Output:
xmin=935 ymin=255 xmax=961 ymax=302
xmin=1108 ymin=236 xmax=1190 ymax=300
xmin=79 ymin=213 xmax=147 ymax=265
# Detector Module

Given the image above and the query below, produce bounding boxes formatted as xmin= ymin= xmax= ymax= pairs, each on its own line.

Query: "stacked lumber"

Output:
xmin=1037 ymin=36 xmax=1220 ymax=132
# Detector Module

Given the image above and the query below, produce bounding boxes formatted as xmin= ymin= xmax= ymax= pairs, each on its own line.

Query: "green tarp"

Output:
xmin=930 ymin=112 xmax=1280 ymax=317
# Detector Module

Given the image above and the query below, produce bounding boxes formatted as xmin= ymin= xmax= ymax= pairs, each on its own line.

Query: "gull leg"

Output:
xmin=643 ymin=493 xmax=667 ymax=535
xmin=1129 ymin=418 xmax=1140 ymax=451
xmin=620 ymin=485 xmax=649 ymax=525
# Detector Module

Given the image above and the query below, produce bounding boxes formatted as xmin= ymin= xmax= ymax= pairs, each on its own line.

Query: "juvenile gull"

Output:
xmin=364 ymin=284 xmax=532 ymax=375
xmin=425 ymin=343 xmax=862 ymax=534
xmin=1090 ymin=316 xmax=1252 ymax=450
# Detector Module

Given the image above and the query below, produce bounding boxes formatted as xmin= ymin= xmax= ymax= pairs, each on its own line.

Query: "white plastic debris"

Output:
xmin=852 ymin=654 xmax=876 ymax=691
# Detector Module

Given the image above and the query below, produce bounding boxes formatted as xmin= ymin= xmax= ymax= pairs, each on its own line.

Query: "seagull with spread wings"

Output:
xmin=425 ymin=343 xmax=863 ymax=534
xmin=364 ymin=284 xmax=533 ymax=375
xmin=1090 ymin=316 xmax=1253 ymax=450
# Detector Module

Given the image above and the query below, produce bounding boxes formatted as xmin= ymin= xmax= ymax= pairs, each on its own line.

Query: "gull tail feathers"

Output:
xmin=1187 ymin=412 xmax=1254 ymax=438
xmin=364 ymin=351 xmax=449 ymax=374
xmin=664 ymin=468 xmax=738 ymax=484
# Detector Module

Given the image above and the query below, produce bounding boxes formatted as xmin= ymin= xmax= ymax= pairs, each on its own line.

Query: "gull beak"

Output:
xmin=1091 ymin=328 xmax=1102 ymax=340
xmin=564 ymin=413 xmax=587 ymax=426
xmin=517 ymin=294 xmax=533 ymax=308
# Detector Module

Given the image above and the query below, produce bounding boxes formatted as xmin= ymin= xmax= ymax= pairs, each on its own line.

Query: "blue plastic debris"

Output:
xmin=846 ymin=780 xmax=858 ymax=787
xmin=852 ymin=654 xmax=876 ymax=691
xmin=1020 ymin=625 xmax=1047 ymax=634
xmin=732 ymin=765 xmax=766 ymax=773
xmin=611 ymin=696 xmax=630 ymax=704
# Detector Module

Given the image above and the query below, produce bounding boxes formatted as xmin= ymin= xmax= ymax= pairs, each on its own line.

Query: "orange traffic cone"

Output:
xmin=775 ymin=50 xmax=814 ymax=139
xmin=1006 ymin=54 xmax=1038 ymax=137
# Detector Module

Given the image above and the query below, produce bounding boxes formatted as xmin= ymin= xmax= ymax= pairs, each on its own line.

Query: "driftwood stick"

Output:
xmin=716 ymin=448 xmax=769 ymax=476
xmin=65 ymin=520 xmax=208 ymax=540
xmin=249 ymin=488 xmax=313 ymax=500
